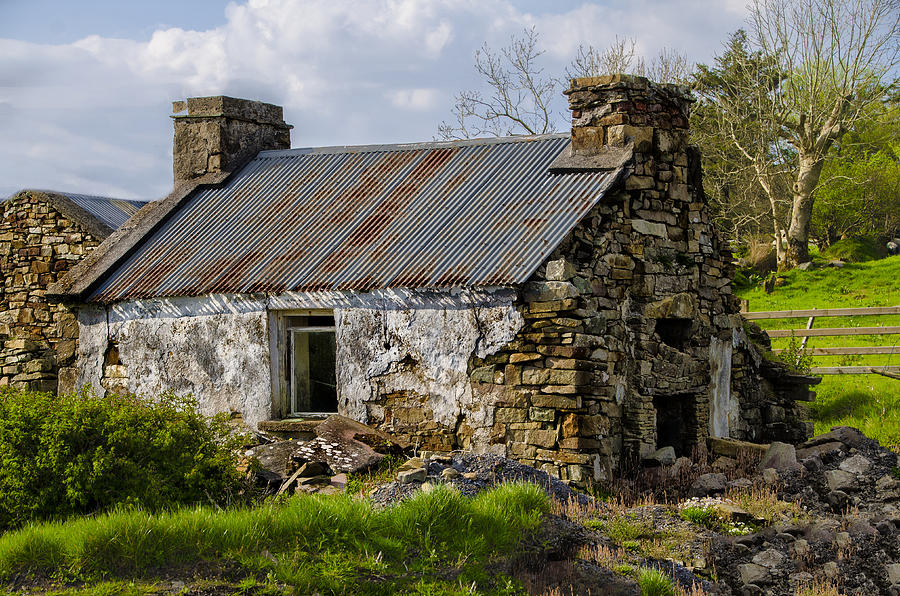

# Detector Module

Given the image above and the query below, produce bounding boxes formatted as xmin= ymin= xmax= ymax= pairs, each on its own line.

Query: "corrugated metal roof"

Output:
xmin=88 ymin=134 xmax=623 ymax=302
xmin=60 ymin=193 xmax=148 ymax=231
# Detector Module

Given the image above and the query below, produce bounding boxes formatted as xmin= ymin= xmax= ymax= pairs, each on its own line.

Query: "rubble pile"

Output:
xmin=244 ymin=416 xmax=900 ymax=595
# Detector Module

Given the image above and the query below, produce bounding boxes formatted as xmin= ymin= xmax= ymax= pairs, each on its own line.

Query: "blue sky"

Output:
xmin=0 ymin=0 xmax=748 ymax=200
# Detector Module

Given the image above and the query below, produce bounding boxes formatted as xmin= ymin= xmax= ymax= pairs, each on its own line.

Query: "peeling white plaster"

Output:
xmin=708 ymin=335 xmax=738 ymax=437
xmin=74 ymin=289 xmax=522 ymax=433
xmin=334 ymin=290 xmax=522 ymax=427
xmin=77 ymin=296 xmax=273 ymax=428
xmin=75 ymin=304 xmax=108 ymax=392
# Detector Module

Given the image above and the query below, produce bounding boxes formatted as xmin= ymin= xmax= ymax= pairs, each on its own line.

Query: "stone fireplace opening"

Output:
xmin=655 ymin=318 xmax=693 ymax=350
xmin=653 ymin=393 xmax=698 ymax=457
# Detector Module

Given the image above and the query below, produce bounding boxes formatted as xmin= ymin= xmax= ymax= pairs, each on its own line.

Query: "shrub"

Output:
xmin=823 ymin=237 xmax=886 ymax=263
xmin=0 ymin=386 xmax=246 ymax=530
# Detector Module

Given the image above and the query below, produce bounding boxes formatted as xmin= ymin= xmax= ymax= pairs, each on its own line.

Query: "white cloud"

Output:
xmin=387 ymin=88 xmax=440 ymax=110
xmin=0 ymin=0 xmax=748 ymax=200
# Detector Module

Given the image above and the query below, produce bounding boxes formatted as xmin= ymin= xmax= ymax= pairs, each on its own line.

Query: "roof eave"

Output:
xmin=46 ymin=170 xmax=235 ymax=302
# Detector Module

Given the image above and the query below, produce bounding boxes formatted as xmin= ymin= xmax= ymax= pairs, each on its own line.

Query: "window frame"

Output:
xmin=268 ymin=309 xmax=338 ymax=419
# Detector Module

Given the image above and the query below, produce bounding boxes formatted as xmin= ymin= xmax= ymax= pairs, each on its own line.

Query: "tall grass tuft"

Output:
xmin=0 ymin=482 xmax=549 ymax=593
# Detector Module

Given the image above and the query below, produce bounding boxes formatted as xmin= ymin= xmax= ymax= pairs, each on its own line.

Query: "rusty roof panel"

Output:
xmin=88 ymin=134 xmax=622 ymax=302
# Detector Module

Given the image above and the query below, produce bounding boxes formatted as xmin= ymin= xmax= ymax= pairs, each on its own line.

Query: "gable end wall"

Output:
xmin=0 ymin=192 xmax=102 ymax=392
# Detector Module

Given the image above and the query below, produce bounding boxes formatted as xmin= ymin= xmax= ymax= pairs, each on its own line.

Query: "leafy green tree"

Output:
xmin=749 ymin=0 xmax=899 ymax=266
xmin=813 ymin=101 xmax=900 ymax=243
xmin=694 ymin=0 xmax=899 ymax=266
xmin=692 ymin=30 xmax=795 ymax=254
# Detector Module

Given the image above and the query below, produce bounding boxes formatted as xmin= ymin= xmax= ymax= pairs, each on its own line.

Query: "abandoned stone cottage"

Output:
xmin=0 ymin=190 xmax=146 ymax=392
xmin=48 ymin=76 xmax=816 ymax=482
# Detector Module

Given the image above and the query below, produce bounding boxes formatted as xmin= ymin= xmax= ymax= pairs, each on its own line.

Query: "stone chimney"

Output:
xmin=563 ymin=73 xmax=696 ymax=200
xmin=564 ymin=74 xmax=692 ymax=157
xmin=172 ymin=96 xmax=292 ymax=185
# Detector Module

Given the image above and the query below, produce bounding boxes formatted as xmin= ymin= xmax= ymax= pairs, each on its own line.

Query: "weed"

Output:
xmin=724 ymin=486 xmax=806 ymax=525
xmin=346 ymin=454 xmax=404 ymax=495
xmin=776 ymin=334 xmax=814 ymax=374
xmin=637 ymin=566 xmax=676 ymax=596
xmin=795 ymin=579 xmax=844 ymax=595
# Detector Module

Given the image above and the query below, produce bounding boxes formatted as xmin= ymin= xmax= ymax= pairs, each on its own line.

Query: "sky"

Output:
xmin=0 ymin=0 xmax=749 ymax=201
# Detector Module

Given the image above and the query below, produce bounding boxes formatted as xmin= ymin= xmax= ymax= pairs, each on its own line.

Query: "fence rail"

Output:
xmin=741 ymin=305 xmax=900 ymax=376
xmin=743 ymin=306 xmax=900 ymax=320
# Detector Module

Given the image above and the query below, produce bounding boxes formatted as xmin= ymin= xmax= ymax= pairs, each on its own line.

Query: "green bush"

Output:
xmin=823 ymin=237 xmax=886 ymax=263
xmin=0 ymin=386 xmax=246 ymax=531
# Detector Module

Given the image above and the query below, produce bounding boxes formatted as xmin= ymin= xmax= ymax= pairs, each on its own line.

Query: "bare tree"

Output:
xmin=567 ymin=36 xmax=692 ymax=85
xmin=440 ymin=30 xmax=691 ymax=140
xmin=438 ymin=28 xmax=561 ymax=140
xmin=749 ymin=0 xmax=900 ymax=265
xmin=693 ymin=30 xmax=796 ymax=261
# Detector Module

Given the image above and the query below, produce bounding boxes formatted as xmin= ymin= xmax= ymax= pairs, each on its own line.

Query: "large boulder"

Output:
xmin=758 ymin=442 xmax=802 ymax=472
xmin=245 ymin=440 xmax=306 ymax=477
xmin=802 ymin=426 xmax=867 ymax=450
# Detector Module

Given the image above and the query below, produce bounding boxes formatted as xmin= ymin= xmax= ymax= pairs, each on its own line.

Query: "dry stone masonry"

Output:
xmin=0 ymin=192 xmax=103 ymax=391
xmin=363 ymin=75 xmax=815 ymax=483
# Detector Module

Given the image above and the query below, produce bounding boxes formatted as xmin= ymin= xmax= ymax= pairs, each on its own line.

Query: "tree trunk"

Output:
xmin=785 ymin=153 xmax=825 ymax=267
xmin=756 ymin=171 xmax=785 ymax=263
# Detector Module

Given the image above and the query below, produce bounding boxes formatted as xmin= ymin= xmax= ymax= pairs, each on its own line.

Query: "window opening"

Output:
xmin=287 ymin=314 xmax=338 ymax=415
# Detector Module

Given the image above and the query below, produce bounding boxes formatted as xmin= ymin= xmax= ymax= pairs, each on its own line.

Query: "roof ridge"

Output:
xmin=257 ymin=133 xmax=570 ymax=158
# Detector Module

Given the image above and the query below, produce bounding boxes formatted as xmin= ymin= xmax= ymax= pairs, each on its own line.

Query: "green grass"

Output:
xmin=737 ymin=255 xmax=900 ymax=449
xmin=823 ymin=237 xmax=887 ymax=263
xmin=636 ymin=567 xmax=676 ymax=596
xmin=0 ymin=482 xmax=549 ymax=595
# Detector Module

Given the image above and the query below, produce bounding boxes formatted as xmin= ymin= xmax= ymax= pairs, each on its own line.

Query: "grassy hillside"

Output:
xmin=736 ymin=255 xmax=900 ymax=449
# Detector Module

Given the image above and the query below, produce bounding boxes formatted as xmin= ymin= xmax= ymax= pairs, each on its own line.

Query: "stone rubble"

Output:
xmin=243 ymin=414 xmax=900 ymax=593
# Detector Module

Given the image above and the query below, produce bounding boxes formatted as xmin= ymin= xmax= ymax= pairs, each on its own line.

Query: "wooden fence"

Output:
xmin=741 ymin=306 xmax=900 ymax=377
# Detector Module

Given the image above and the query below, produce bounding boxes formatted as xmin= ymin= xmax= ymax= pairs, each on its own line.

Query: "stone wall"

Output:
xmin=75 ymin=296 xmax=273 ymax=427
xmin=361 ymin=75 xmax=814 ymax=483
xmin=0 ymin=192 xmax=101 ymax=391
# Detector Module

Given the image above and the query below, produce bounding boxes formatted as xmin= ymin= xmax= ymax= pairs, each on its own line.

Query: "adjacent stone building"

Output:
xmin=0 ymin=191 xmax=146 ymax=391
xmin=50 ymin=76 xmax=816 ymax=482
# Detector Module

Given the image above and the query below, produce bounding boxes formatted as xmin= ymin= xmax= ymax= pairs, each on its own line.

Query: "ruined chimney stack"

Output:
xmin=172 ymin=96 xmax=292 ymax=185
xmin=564 ymin=74 xmax=692 ymax=158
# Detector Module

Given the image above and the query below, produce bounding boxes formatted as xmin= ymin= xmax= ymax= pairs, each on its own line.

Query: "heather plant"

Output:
xmin=0 ymin=386 xmax=247 ymax=530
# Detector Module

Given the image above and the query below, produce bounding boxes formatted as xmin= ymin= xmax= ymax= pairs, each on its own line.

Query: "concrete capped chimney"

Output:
xmin=564 ymin=74 xmax=693 ymax=158
xmin=172 ymin=96 xmax=292 ymax=185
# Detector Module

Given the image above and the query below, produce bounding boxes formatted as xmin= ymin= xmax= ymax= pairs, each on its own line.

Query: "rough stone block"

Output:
xmin=545 ymin=259 xmax=577 ymax=281
xmin=521 ymin=367 xmax=549 ymax=385
xmin=509 ymin=353 xmax=541 ymax=364
xmin=630 ymin=219 xmax=667 ymax=237
xmin=525 ymin=429 xmax=557 ymax=448
xmin=529 ymin=407 xmax=555 ymax=422
xmin=607 ymin=124 xmax=653 ymax=152
xmin=531 ymin=394 xmax=580 ymax=409
xmin=546 ymin=369 xmax=590 ymax=385
xmin=559 ymin=437 xmax=601 ymax=449
xmin=523 ymin=281 xmax=578 ymax=302
xmin=494 ymin=408 xmax=527 ymax=424
xmin=624 ymin=175 xmax=655 ymax=190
